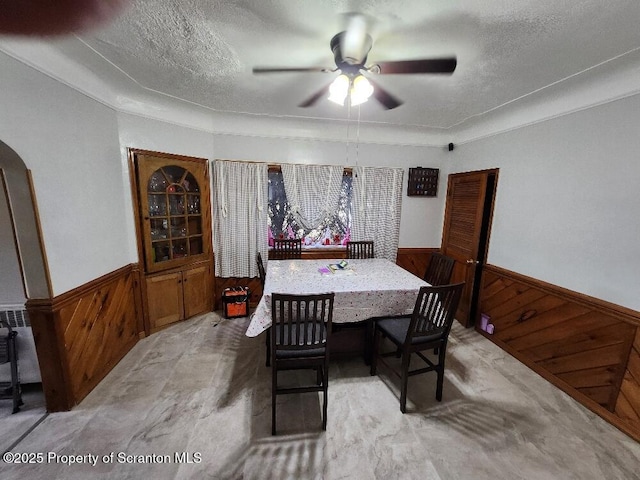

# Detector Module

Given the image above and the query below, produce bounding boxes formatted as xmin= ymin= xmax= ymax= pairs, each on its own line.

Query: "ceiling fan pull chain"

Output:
xmin=356 ymin=105 xmax=361 ymax=168
xmin=346 ymin=100 xmax=351 ymax=165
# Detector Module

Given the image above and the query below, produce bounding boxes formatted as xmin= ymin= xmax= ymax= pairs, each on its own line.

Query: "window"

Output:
xmin=268 ymin=168 xmax=352 ymax=247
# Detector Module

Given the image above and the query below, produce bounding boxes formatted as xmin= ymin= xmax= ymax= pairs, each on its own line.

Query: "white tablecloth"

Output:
xmin=245 ymin=258 xmax=429 ymax=337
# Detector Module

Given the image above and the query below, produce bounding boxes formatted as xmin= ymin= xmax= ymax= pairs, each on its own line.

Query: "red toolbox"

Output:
xmin=222 ymin=286 xmax=250 ymax=318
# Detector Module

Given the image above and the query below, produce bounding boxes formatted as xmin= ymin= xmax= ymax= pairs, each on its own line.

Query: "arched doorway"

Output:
xmin=0 ymin=139 xmax=50 ymax=448
xmin=0 ymin=140 xmax=50 ymax=300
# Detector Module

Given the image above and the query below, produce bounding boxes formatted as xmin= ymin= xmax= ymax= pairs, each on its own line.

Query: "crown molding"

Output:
xmin=1 ymin=39 xmax=447 ymax=148
xmin=1 ymin=38 xmax=118 ymax=109
xmin=452 ymin=48 xmax=640 ymax=145
xmin=3 ymin=39 xmax=640 ymax=149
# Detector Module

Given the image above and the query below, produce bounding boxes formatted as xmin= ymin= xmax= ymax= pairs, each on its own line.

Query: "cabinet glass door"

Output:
xmin=145 ymin=166 xmax=203 ymax=266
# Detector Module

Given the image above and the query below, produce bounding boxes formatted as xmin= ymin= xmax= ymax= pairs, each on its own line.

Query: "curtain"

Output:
xmin=281 ymin=163 xmax=344 ymax=230
xmin=352 ymin=166 xmax=404 ymax=262
xmin=213 ymin=160 xmax=268 ymax=278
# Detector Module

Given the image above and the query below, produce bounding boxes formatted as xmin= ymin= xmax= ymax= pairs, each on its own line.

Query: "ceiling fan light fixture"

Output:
xmin=254 ymin=25 xmax=457 ymax=110
xmin=328 ymin=74 xmax=350 ymax=105
xmin=350 ymin=74 xmax=373 ymax=106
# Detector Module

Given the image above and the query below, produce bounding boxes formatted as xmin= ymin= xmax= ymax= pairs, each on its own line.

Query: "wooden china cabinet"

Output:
xmin=129 ymin=149 xmax=214 ymax=334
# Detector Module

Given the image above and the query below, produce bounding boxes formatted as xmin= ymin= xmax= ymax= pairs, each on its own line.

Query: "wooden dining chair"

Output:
xmin=346 ymin=240 xmax=374 ymax=259
xmin=370 ymin=282 xmax=464 ymax=413
xmin=271 ymin=292 xmax=334 ymax=435
xmin=423 ymin=252 xmax=456 ymax=286
xmin=272 ymin=238 xmax=302 ymax=259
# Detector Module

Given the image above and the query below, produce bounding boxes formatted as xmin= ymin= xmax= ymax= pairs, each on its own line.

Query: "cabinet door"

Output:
xmin=183 ymin=265 xmax=212 ymax=318
xmin=146 ymin=272 xmax=184 ymax=329
xmin=135 ymin=152 xmax=211 ymax=274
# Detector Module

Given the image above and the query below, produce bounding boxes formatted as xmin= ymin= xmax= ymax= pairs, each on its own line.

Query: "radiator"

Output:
xmin=0 ymin=306 xmax=41 ymax=384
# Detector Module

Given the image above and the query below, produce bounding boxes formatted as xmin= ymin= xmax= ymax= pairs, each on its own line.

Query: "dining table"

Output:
xmin=245 ymin=258 xmax=429 ymax=338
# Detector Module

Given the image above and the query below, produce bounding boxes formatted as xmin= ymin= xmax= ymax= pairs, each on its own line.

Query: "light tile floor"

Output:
xmin=1 ymin=312 xmax=638 ymax=479
xmin=0 ymin=383 xmax=46 ymax=453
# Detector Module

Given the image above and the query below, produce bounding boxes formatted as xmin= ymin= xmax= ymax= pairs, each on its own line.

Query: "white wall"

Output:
xmin=452 ymin=94 xmax=640 ymax=311
xmin=0 ymin=52 xmax=131 ymax=296
xmin=118 ymin=114 xmax=449 ymax=249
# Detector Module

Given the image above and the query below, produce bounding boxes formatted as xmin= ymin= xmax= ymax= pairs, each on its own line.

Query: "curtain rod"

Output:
xmin=213 ymin=159 xmax=354 ymax=175
xmin=267 ymin=164 xmax=353 ymax=175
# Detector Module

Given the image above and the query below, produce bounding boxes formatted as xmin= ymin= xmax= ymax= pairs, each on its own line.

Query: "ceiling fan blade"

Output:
xmin=253 ymin=67 xmax=329 ymax=74
xmin=367 ymin=78 xmax=403 ymax=110
xmin=298 ymin=83 xmax=331 ymax=108
xmin=374 ymin=58 xmax=457 ymax=75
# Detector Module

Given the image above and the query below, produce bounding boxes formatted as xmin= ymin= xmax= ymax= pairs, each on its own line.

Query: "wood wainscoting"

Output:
xmin=214 ymin=247 xmax=438 ymax=309
xmin=396 ymin=247 xmax=438 ymax=279
xmin=478 ymin=264 xmax=640 ymax=441
xmin=26 ymin=264 xmax=143 ymax=412
xmin=616 ymin=328 xmax=640 ymax=436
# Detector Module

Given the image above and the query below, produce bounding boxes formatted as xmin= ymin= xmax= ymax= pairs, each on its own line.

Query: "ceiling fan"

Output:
xmin=253 ymin=16 xmax=457 ymax=110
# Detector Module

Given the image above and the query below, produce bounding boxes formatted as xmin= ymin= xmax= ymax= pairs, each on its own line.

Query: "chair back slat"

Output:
xmin=346 ymin=240 xmax=374 ymax=259
xmin=273 ymin=239 xmax=302 ymax=259
xmin=423 ymin=253 xmax=456 ymax=286
xmin=272 ymin=293 xmax=334 ymax=352
xmin=257 ymin=252 xmax=267 ymax=287
xmin=407 ymin=283 xmax=464 ymax=345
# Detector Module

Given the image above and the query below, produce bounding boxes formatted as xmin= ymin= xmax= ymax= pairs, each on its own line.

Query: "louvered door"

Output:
xmin=441 ymin=170 xmax=498 ymax=326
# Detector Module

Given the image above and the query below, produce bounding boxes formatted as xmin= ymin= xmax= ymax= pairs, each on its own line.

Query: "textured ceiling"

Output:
xmin=43 ymin=0 xmax=640 ymax=131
